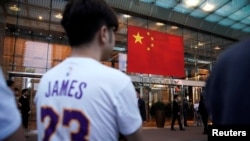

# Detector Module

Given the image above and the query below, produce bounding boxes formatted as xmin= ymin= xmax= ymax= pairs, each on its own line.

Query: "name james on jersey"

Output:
xmin=45 ymin=80 xmax=87 ymax=99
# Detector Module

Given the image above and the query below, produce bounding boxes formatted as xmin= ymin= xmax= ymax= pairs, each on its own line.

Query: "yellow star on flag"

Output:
xmin=133 ymin=32 xmax=144 ymax=44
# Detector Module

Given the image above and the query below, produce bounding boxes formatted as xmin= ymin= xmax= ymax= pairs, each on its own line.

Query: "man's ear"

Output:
xmin=99 ymin=25 xmax=108 ymax=45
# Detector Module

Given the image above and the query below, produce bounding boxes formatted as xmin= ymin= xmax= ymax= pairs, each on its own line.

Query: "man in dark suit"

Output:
xmin=198 ymin=94 xmax=208 ymax=134
xmin=171 ymin=94 xmax=185 ymax=130
xmin=19 ymin=88 xmax=31 ymax=130
xmin=183 ymin=98 xmax=189 ymax=127
xmin=136 ymin=89 xmax=146 ymax=124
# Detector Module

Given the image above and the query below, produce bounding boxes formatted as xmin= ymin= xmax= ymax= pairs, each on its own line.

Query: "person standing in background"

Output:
xmin=14 ymin=87 xmax=20 ymax=99
xmin=171 ymin=94 xmax=185 ymax=131
xmin=136 ymin=89 xmax=146 ymax=125
xmin=198 ymin=94 xmax=208 ymax=134
xmin=183 ymin=98 xmax=189 ymax=127
xmin=6 ymin=79 xmax=15 ymax=92
xmin=0 ymin=68 xmax=25 ymax=141
xmin=193 ymin=99 xmax=202 ymax=126
xmin=14 ymin=87 xmax=22 ymax=108
xmin=19 ymin=88 xmax=31 ymax=130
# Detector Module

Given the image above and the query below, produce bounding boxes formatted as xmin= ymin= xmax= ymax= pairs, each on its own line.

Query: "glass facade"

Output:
xmin=1 ymin=11 xmax=236 ymax=81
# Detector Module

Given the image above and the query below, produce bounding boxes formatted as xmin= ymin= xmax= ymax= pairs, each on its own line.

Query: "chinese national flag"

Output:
xmin=127 ymin=25 xmax=185 ymax=78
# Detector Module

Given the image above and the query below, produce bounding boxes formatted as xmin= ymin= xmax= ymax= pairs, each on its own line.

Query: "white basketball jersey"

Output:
xmin=34 ymin=57 xmax=142 ymax=141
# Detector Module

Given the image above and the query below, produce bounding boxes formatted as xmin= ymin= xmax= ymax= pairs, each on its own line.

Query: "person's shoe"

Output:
xmin=180 ymin=128 xmax=185 ymax=131
xmin=171 ymin=128 xmax=176 ymax=131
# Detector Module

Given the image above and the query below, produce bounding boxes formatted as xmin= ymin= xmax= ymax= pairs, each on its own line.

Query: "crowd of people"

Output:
xmin=1 ymin=0 xmax=249 ymax=140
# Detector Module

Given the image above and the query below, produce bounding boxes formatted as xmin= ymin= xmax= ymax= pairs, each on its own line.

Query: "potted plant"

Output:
xmin=150 ymin=101 xmax=166 ymax=128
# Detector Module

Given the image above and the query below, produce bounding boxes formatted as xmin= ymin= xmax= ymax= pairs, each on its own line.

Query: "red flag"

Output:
xmin=127 ymin=25 xmax=185 ymax=78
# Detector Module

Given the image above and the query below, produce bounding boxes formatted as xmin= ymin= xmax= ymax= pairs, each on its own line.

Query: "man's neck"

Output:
xmin=71 ymin=43 xmax=102 ymax=61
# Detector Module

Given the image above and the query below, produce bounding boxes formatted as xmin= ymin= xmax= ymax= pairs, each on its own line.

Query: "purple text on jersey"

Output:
xmin=45 ymin=80 xmax=87 ymax=99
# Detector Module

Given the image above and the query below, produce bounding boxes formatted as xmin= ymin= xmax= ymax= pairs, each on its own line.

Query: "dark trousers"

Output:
xmin=183 ymin=112 xmax=188 ymax=126
xmin=201 ymin=114 xmax=208 ymax=133
xmin=171 ymin=114 xmax=183 ymax=129
xmin=21 ymin=113 xmax=29 ymax=129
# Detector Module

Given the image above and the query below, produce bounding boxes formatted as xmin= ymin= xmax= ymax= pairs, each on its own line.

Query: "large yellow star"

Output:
xmin=133 ymin=32 xmax=144 ymax=44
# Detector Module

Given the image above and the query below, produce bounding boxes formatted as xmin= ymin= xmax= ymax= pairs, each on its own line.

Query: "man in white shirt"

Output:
xmin=0 ymin=68 xmax=25 ymax=141
xmin=34 ymin=0 xmax=143 ymax=141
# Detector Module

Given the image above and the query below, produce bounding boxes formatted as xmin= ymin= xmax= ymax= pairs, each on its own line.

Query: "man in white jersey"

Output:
xmin=34 ymin=0 xmax=143 ymax=141
xmin=0 ymin=68 xmax=25 ymax=141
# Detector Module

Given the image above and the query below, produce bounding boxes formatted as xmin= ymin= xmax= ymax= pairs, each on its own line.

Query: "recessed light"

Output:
xmin=185 ymin=0 xmax=199 ymax=7
xmin=198 ymin=42 xmax=204 ymax=46
xmin=55 ymin=13 xmax=63 ymax=19
xmin=202 ymin=3 xmax=215 ymax=12
xmin=214 ymin=46 xmax=220 ymax=50
xmin=156 ymin=22 xmax=164 ymax=26
xmin=9 ymin=5 xmax=20 ymax=11
xmin=38 ymin=16 xmax=43 ymax=20
xmin=123 ymin=14 xmax=131 ymax=18
xmin=171 ymin=26 xmax=178 ymax=29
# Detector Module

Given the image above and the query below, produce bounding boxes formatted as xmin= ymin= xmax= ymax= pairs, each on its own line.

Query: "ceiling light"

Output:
xmin=38 ymin=16 xmax=43 ymax=20
xmin=202 ymin=3 xmax=215 ymax=12
xmin=55 ymin=13 xmax=63 ymax=19
xmin=9 ymin=5 xmax=20 ymax=11
xmin=123 ymin=14 xmax=131 ymax=18
xmin=156 ymin=22 xmax=164 ymax=26
xmin=171 ymin=26 xmax=178 ymax=29
xmin=185 ymin=0 xmax=200 ymax=7
xmin=214 ymin=46 xmax=220 ymax=50
xmin=198 ymin=42 xmax=204 ymax=46
xmin=153 ymin=84 xmax=166 ymax=88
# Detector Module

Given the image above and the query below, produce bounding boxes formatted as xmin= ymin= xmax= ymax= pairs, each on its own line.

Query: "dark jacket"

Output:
xmin=204 ymin=37 xmax=250 ymax=125
xmin=183 ymin=100 xmax=189 ymax=114
xmin=138 ymin=98 xmax=146 ymax=121
xmin=198 ymin=97 xmax=208 ymax=117
xmin=172 ymin=100 xmax=180 ymax=115
xmin=19 ymin=96 xmax=30 ymax=114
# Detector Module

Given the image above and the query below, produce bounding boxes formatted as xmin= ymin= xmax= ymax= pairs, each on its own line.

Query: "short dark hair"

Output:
xmin=22 ymin=88 xmax=29 ymax=94
xmin=174 ymin=94 xmax=178 ymax=99
xmin=61 ymin=0 xmax=118 ymax=47
xmin=135 ymin=89 xmax=140 ymax=94
xmin=6 ymin=80 xmax=14 ymax=87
